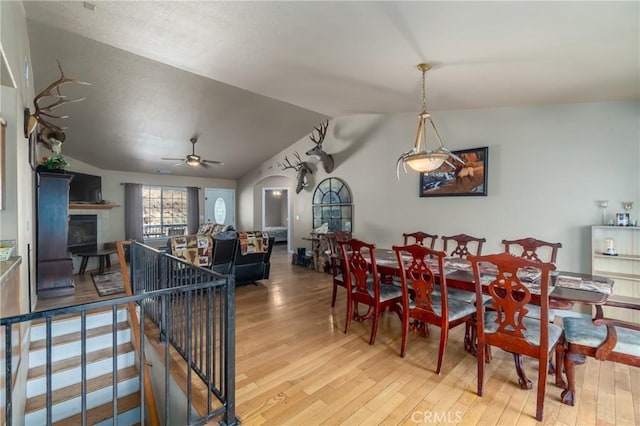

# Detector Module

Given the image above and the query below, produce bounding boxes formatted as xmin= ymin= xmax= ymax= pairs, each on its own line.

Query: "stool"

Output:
xmin=77 ymin=249 xmax=117 ymax=275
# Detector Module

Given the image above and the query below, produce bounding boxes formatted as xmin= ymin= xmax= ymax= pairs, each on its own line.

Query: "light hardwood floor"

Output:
xmin=37 ymin=246 xmax=640 ymax=425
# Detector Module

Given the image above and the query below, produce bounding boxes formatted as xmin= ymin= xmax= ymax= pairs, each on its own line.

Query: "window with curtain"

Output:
xmin=142 ymin=186 xmax=188 ymax=240
xmin=312 ymin=177 xmax=353 ymax=232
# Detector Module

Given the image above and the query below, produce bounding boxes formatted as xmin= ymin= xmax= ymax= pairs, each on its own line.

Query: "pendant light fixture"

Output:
xmin=396 ymin=63 xmax=463 ymax=178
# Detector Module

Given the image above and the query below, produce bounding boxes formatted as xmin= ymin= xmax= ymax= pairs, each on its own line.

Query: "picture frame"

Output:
xmin=616 ymin=213 xmax=629 ymax=226
xmin=419 ymin=146 xmax=488 ymax=197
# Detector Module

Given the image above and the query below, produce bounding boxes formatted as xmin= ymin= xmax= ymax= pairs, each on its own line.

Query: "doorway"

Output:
xmin=204 ymin=188 xmax=236 ymax=228
xmin=261 ymin=187 xmax=290 ymax=252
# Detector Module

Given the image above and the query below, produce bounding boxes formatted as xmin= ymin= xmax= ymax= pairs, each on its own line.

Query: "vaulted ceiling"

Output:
xmin=24 ymin=1 xmax=640 ymax=179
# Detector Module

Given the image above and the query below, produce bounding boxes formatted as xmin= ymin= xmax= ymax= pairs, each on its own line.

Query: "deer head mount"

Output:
xmin=305 ymin=120 xmax=334 ymax=174
xmin=28 ymin=60 xmax=91 ymax=151
xmin=279 ymin=152 xmax=312 ymax=194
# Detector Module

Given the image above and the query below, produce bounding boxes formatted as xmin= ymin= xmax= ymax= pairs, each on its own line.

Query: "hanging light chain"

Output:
xmin=421 ymin=67 xmax=428 ymax=113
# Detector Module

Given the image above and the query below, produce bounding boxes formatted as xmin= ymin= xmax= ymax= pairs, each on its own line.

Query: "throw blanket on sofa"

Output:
xmin=169 ymin=235 xmax=213 ymax=267
xmin=238 ymin=231 xmax=270 ymax=255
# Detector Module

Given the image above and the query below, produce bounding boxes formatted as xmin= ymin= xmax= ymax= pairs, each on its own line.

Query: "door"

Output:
xmin=262 ymin=187 xmax=290 ymax=252
xmin=204 ymin=188 xmax=236 ymax=228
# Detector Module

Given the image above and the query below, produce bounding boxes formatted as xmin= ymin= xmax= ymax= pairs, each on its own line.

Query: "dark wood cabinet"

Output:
xmin=36 ymin=171 xmax=74 ymax=297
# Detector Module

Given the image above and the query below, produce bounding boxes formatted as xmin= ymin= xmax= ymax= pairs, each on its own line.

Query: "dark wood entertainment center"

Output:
xmin=36 ymin=171 xmax=74 ymax=297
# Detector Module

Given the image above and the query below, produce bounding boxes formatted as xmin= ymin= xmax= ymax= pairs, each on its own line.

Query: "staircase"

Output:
xmin=24 ymin=307 xmax=142 ymax=425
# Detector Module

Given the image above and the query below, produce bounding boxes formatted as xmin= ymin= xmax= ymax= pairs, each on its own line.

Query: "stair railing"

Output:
xmin=116 ymin=240 xmax=160 ymax=426
xmin=1 ymin=241 xmax=237 ymax=426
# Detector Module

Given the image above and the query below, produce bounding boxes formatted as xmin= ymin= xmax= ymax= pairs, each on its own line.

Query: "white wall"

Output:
xmin=238 ymin=101 xmax=640 ymax=274
xmin=1 ymin=0 xmax=37 ymax=313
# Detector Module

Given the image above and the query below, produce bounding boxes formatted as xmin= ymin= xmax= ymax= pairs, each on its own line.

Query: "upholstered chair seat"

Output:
xmin=563 ymin=317 xmax=640 ymax=357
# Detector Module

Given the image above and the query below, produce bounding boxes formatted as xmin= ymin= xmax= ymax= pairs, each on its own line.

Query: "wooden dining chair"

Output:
xmin=402 ymin=231 xmax=438 ymax=248
xmin=468 ymin=252 xmax=562 ymax=422
xmin=392 ymin=244 xmax=476 ymax=373
xmin=502 ymin=237 xmax=562 ymax=264
xmin=339 ymin=238 xmax=403 ymax=345
xmin=441 ymin=233 xmax=486 ymax=258
xmin=326 ymin=231 xmax=352 ymax=307
xmin=560 ymin=299 xmax=640 ymax=406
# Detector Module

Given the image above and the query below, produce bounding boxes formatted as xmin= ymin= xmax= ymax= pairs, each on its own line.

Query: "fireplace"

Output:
xmin=68 ymin=214 xmax=98 ymax=254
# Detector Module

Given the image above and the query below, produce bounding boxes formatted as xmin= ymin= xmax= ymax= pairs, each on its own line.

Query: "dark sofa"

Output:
xmin=231 ymin=236 xmax=274 ymax=285
xmin=168 ymin=233 xmax=274 ymax=286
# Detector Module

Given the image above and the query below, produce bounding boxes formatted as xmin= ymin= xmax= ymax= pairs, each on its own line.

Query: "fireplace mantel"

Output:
xmin=69 ymin=203 xmax=120 ymax=210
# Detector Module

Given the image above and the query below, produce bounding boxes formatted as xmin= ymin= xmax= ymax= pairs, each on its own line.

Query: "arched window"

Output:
xmin=312 ymin=177 xmax=353 ymax=232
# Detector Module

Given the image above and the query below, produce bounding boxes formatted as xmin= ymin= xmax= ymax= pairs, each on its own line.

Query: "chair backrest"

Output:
xmin=392 ymin=244 xmax=448 ymax=320
xmin=502 ymin=237 xmax=562 ymax=264
xmin=468 ymin=252 xmax=556 ymax=351
xmin=441 ymin=233 xmax=486 ymax=258
xmin=211 ymin=237 xmax=236 ymax=275
xmin=339 ymin=238 xmax=379 ymax=300
xmin=402 ymin=231 xmax=438 ymax=248
xmin=327 ymin=231 xmax=352 ymax=256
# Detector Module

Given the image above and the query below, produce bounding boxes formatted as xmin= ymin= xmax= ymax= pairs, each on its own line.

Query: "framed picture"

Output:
xmin=616 ymin=213 xmax=629 ymax=226
xmin=419 ymin=146 xmax=488 ymax=197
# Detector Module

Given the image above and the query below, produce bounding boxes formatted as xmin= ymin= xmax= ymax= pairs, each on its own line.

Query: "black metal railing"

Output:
xmin=1 ymin=241 xmax=237 ymax=426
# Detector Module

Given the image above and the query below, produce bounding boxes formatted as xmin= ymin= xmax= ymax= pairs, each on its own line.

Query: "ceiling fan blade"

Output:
xmin=198 ymin=161 xmax=210 ymax=168
xmin=202 ymin=159 xmax=224 ymax=165
xmin=172 ymin=161 xmax=186 ymax=167
xmin=161 ymin=157 xmax=184 ymax=161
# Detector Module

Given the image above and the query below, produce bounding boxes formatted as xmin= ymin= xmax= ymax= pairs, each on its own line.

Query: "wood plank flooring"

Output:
xmin=37 ymin=245 xmax=639 ymax=425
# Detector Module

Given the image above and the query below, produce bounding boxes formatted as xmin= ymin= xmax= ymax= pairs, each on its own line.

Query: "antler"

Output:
xmin=279 ymin=152 xmax=304 ymax=171
xmin=29 ymin=60 xmax=91 ymax=147
xmin=309 ymin=120 xmax=328 ymax=147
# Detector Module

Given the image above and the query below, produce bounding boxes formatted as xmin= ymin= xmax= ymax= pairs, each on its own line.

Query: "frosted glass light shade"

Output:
xmin=405 ymin=152 xmax=448 ymax=172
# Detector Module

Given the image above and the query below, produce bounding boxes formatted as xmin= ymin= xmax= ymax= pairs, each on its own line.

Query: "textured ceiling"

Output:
xmin=23 ymin=1 xmax=640 ymax=179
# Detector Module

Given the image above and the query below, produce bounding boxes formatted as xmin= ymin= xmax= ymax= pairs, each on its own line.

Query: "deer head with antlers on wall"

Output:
xmin=305 ymin=120 xmax=334 ymax=174
xmin=279 ymin=152 xmax=312 ymax=194
xmin=27 ymin=60 xmax=91 ymax=151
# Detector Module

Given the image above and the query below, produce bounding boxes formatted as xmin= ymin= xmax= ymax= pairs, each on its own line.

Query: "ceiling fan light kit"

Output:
xmin=161 ymin=136 xmax=224 ymax=168
xmin=396 ymin=63 xmax=463 ymax=178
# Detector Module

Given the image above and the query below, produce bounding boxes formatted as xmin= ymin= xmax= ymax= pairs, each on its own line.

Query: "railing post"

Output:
xmin=222 ymin=274 xmax=238 ymax=426
xmin=5 ymin=323 xmax=12 ymax=426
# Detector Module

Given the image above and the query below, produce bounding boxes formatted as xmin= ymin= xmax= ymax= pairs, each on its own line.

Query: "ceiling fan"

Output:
xmin=161 ymin=137 xmax=224 ymax=168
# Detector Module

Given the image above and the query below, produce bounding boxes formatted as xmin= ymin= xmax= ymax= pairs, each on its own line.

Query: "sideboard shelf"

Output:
xmin=591 ymin=225 xmax=639 ymax=322
xmin=69 ymin=203 xmax=120 ymax=210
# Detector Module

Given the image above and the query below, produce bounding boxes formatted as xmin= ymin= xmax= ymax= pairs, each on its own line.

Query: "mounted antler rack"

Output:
xmin=305 ymin=120 xmax=334 ymax=173
xmin=28 ymin=60 xmax=91 ymax=151
xmin=279 ymin=152 xmax=312 ymax=194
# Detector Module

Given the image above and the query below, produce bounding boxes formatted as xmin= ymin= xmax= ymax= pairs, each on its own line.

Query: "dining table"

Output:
xmin=369 ymin=248 xmax=614 ymax=390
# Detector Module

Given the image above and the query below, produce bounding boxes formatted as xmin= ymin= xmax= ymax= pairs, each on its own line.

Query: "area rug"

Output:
xmin=91 ymin=271 xmax=126 ymax=297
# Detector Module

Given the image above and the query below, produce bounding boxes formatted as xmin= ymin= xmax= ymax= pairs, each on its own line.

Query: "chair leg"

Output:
xmin=331 ymin=282 xmax=338 ymax=307
xmin=561 ymin=351 xmax=585 ymax=406
xmin=369 ymin=307 xmax=380 ymax=345
xmin=555 ymin=339 xmax=567 ymax=388
xmin=436 ymin=326 xmax=448 ymax=375
xmin=344 ymin=299 xmax=353 ymax=334
xmin=400 ymin=313 xmax=409 ymax=358
xmin=477 ymin=341 xmax=485 ymax=396
xmin=535 ymin=354 xmax=549 ymax=422
xmin=513 ymin=353 xmax=533 ymax=390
